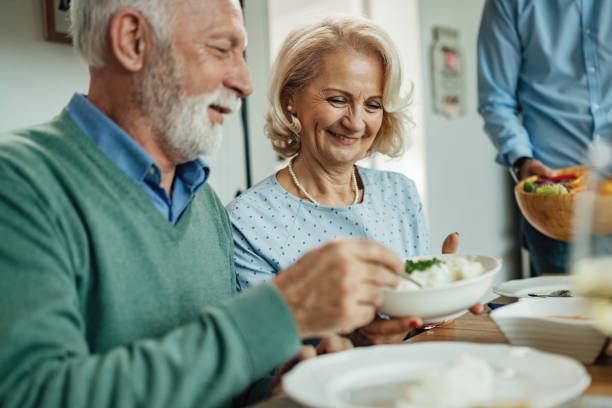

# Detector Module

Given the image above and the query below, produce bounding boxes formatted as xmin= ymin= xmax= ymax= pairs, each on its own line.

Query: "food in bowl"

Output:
xmin=379 ymin=254 xmax=501 ymax=321
xmin=523 ymin=171 xmax=586 ymax=194
xmin=514 ymin=165 xmax=612 ymax=241
xmin=399 ymin=257 xmax=485 ymax=290
xmin=521 ymin=167 xmax=612 ymax=195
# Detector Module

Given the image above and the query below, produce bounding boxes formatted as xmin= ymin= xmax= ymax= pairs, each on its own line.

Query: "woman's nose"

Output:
xmin=341 ymin=107 xmax=366 ymax=133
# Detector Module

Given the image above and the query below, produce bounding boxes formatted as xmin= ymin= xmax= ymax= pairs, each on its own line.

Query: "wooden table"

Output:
xmin=252 ymin=300 xmax=612 ymax=406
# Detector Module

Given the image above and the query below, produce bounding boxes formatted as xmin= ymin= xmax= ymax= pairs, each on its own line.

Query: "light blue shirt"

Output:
xmin=477 ymin=0 xmax=612 ymax=169
xmin=67 ymin=93 xmax=209 ymax=224
xmin=226 ymin=167 xmax=430 ymax=291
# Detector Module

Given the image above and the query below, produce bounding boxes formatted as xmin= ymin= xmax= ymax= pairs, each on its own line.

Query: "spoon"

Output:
xmin=399 ymin=274 xmax=424 ymax=289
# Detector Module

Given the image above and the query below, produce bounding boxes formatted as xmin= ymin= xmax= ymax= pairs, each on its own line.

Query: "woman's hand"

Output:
xmin=316 ymin=334 xmax=354 ymax=354
xmin=270 ymin=346 xmax=316 ymax=396
xmin=354 ymin=315 xmax=422 ymax=346
xmin=442 ymin=232 xmax=459 ymax=254
xmin=271 ymin=335 xmax=353 ymax=395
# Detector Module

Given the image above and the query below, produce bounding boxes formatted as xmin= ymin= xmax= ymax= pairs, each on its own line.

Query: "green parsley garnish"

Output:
xmin=405 ymin=258 xmax=443 ymax=274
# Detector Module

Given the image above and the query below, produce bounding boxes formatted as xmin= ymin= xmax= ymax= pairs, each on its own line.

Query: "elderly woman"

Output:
xmin=227 ymin=16 xmax=477 ymax=344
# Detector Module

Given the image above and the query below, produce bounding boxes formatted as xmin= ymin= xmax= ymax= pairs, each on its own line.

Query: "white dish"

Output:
xmin=283 ymin=342 xmax=590 ymax=408
xmin=491 ymin=297 xmax=608 ymax=363
xmin=493 ymin=275 xmax=574 ymax=298
xmin=379 ymin=254 xmax=501 ymax=321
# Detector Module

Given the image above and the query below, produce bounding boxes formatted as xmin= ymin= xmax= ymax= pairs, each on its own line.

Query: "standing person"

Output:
xmin=477 ymin=0 xmax=612 ymax=275
xmin=227 ymin=17 xmax=483 ymax=345
xmin=0 ymin=1 xmax=404 ymax=406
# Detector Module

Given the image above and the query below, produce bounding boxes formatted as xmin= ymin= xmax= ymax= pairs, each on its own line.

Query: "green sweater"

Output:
xmin=0 ymin=110 xmax=301 ymax=407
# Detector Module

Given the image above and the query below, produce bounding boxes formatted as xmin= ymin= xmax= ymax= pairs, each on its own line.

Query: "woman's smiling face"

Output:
xmin=290 ymin=50 xmax=385 ymax=167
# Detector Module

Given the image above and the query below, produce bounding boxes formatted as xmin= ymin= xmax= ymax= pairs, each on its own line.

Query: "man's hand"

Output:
xmin=518 ymin=158 xmax=553 ymax=181
xmin=271 ymin=239 xmax=402 ymax=339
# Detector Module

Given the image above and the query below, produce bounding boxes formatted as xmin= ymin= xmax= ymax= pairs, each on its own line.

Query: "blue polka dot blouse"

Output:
xmin=226 ymin=166 xmax=430 ymax=291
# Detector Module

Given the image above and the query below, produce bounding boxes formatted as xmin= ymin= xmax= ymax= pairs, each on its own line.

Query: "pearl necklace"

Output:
xmin=287 ymin=157 xmax=359 ymax=206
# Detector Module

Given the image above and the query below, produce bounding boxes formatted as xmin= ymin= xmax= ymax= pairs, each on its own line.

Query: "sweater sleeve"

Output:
xmin=0 ymin=178 xmax=301 ymax=408
xmin=477 ymin=0 xmax=533 ymax=167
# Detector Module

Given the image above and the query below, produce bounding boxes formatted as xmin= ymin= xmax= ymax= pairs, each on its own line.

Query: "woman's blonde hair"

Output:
xmin=265 ymin=16 xmax=413 ymax=158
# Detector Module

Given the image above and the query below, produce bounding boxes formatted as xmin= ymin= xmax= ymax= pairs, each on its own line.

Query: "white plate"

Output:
xmin=493 ymin=275 xmax=574 ymax=298
xmin=283 ymin=342 xmax=590 ymax=408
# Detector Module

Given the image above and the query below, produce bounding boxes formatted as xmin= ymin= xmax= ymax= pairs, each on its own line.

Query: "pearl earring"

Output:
xmin=287 ymin=105 xmax=293 ymax=112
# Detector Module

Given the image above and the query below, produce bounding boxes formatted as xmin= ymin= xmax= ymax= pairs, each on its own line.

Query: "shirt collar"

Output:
xmin=67 ymin=93 xmax=210 ymax=188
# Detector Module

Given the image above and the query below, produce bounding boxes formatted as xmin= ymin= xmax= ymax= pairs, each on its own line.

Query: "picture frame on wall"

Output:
xmin=42 ymin=0 xmax=71 ymax=44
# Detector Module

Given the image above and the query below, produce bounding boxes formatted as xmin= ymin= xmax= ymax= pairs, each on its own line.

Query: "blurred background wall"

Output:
xmin=0 ymin=0 xmax=519 ymax=282
xmin=418 ymin=0 xmax=519 ymax=281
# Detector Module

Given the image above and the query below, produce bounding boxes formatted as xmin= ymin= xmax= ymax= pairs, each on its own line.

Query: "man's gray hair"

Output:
xmin=70 ymin=0 xmax=176 ymax=68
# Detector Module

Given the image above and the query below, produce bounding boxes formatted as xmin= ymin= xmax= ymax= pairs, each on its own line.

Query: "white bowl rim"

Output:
xmin=390 ymin=253 xmax=501 ymax=293
xmin=490 ymin=297 xmax=606 ymax=327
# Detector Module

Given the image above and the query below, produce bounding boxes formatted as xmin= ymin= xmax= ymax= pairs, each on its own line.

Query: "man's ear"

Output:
xmin=108 ymin=8 xmax=151 ymax=72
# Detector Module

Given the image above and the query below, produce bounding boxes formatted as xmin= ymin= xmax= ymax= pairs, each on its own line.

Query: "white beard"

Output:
xmin=171 ymin=89 xmax=241 ymax=160
xmin=134 ymin=41 xmax=241 ymax=163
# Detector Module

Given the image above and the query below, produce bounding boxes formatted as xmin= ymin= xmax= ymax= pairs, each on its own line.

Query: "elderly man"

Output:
xmin=0 ymin=0 xmax=404 ymax=406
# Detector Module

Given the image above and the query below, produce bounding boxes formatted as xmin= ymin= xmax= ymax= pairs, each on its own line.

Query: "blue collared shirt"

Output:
xmin=67 ymin=93 xmax=209 ymax=224
xmin=478 ymin=0 xmax=612 ymax=169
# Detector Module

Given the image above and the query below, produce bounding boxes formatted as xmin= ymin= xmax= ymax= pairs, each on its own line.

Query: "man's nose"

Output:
xmin=226 ymin=55 xmax=254 ymax=98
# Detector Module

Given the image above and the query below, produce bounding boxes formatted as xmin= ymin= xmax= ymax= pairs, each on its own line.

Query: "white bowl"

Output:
xmin=378 ymin=254 xmax=501 ymax=321
xmin=490 ymin=298 xmax=608 ymax=364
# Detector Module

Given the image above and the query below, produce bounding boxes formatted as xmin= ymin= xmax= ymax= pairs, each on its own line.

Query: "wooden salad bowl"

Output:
xmin=514 ymin=165 xmax=612 ymax=242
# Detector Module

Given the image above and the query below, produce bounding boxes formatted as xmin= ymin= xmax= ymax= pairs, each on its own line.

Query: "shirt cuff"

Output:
xmin=506 ymin=148 xmax=533 ymax=168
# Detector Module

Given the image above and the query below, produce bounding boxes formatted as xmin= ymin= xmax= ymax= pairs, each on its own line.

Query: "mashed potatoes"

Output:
xmin=396 ymin=354 xmax=494 ymax=408
xmin=398 ymin=257 xmax=484 ymax=290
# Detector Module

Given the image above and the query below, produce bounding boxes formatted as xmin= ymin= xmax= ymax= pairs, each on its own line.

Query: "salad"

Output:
xmin=523 ymin=172 xmax=585 ymax=195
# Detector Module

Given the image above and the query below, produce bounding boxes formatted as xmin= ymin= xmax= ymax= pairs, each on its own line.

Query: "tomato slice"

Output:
xmin=544 ymin=173 xmax=578 ymax=182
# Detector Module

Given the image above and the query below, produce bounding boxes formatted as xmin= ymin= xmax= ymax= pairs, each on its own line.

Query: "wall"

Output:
xmin=367 ymin=0 xmax=427 ymax=213
xmin=203 ymin=0 xmax=276 ymax=203
xmin=0 ymin=0 xmax=88 ymax=132
xmin=418 ymin=0 xmax=519 ymax=281
xmin=268 ymin=0 xmax=363 ymax=60
xmin=242 ymin=0 xmax=278 ymax=186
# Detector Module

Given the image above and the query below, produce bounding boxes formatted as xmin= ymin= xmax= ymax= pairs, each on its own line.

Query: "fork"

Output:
xmin=527 ymin=289 xmax=573 ymax=298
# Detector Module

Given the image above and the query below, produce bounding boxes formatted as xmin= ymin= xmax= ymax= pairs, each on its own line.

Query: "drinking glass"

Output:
xmin=570 ymin=137 xmax=612 ymax=335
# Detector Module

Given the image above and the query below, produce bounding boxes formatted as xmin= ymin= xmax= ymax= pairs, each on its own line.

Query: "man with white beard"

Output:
xmin=0 ymin=0 xmax=404 ymax=407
